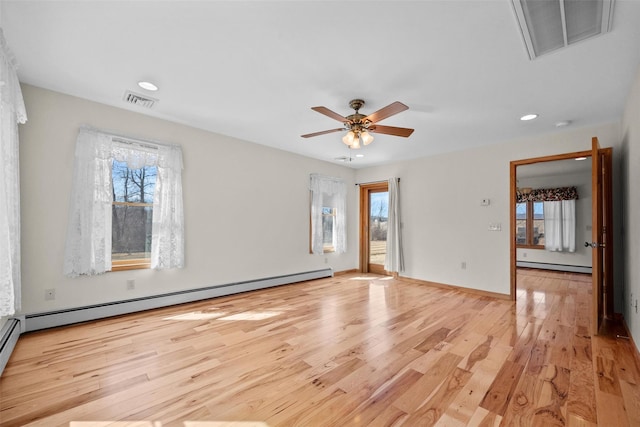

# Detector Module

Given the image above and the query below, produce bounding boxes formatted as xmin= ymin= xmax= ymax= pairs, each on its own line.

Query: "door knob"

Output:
xmin=585 ymin=242 xmax=605 ymax=248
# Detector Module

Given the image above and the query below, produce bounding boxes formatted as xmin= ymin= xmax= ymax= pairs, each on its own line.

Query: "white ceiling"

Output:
xmin=3 ymin=1 xmax=640 ymax=168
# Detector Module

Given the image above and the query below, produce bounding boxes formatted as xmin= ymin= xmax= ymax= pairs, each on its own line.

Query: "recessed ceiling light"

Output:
xmin=520 ymin=114 xmax=538 ymax=121
xmin=575 ymin=157 xmax=587 ymax=161
xmin=137 ymin=81 xmax=158 ymax=91
xmin=355 ymin=154 xmax=364 ymax=158
xmin=556 ymin=120 xmax=572 ymax=127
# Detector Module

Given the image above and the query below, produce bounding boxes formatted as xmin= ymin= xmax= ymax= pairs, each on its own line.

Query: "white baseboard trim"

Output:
xmin=0 ymin=318 xmax=22 ymax=376
xmin=24 ymin=268 xmax=333 ymax=332
xmin=517 ymin=261 xmax=592 ymax=274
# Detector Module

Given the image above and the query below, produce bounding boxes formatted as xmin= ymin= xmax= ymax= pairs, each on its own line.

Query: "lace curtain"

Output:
xmin=544 ymin=199 xmax=576 ymax=252
xmin=0 ymin=30 xmax=27 ymax=316
xmin=151 ymin=144 xmax=184 ymax=269
xmin=385 ymin=177 xmax=404 ymax=273
xmin=64 ymin=127 xmax=184 ymax=277
xmin=309 ymin=174 xmax=347 ymax=255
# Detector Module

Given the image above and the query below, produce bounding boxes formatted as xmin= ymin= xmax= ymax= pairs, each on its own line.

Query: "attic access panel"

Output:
xmin=512 ymin=0 xmax=615 ymax=59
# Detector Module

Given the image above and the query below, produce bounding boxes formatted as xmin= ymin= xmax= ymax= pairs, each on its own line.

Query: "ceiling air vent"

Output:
xmin=512 ymin=0 xmax=615 ymax=60
xmin=123 ymin=90 xmax=158 ymax=109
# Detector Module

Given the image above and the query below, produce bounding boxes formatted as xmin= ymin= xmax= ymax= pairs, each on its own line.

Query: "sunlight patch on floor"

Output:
xmin=218 ymin=311 xmax=282 ymax=321
xmin=163 ymin=311 xmax=227 ymax=321
xmin=349 ymin=276 xmax=393 ymax=281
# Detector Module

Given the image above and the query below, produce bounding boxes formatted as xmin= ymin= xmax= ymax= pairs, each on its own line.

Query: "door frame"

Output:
xmin=509 ymin=146 xmax=613 ymax=335
xmin=359 ymin=181 xmax=389 ymax=274
xmin=591 ymin=138 xmax=614 ymax=334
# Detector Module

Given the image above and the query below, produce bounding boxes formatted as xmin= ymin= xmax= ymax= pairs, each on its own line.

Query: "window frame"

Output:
xmin=516 ymin=200 xmax=545 ymax=249
xmin=321 ymin=206 xmax=337 ymax=254
xmin=111 ymin=162 xmax=156 ymax=272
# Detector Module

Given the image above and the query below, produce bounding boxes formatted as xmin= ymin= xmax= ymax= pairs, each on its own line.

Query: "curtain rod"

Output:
xmin=355 ymin=178 xmax=400 ymax=186
xmin=112 ymin=137 xmax=158 ymax=151
xmin=80 ymin=125 xmax=179 ymax=150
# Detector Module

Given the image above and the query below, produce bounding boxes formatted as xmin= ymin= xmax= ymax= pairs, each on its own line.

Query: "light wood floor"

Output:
xmin=1 ymin=270 xmax=639 ymax=426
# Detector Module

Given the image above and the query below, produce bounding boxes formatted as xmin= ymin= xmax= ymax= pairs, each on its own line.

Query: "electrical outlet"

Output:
xmin=44 ymin=288 xmax=55 ymax=301
xmin=127 ymin=279 xmax=135 ymax=290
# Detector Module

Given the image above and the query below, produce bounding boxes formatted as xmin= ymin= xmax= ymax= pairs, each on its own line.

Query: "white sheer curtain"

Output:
xmin=543 ymin=199 xmax=576 ymax=252
xmin=309 ymin=174 xmax=346 ymax=254
xmin=64 ymin=129 xmax=115 ymax=276
xmin=151 ymin=144 xmax=184 ymax=269
xmin=0 ymin=30 xmax=27 ymax=316
xmin=64 ymin=127 xmax=184 ymax=276
xmin=385 ymin=177 xmax=404 ymax=273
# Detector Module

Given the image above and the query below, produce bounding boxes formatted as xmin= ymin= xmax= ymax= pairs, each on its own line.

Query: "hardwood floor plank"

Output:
xmin=568 ymin=334 xmax=597 ymax=424
xmin=401 ymin=367 xmax=473 ymax=426
xmin=2 ymin=270 xmax=640 ymax=426
xmin=479 ymin=360 xmax=524 ymax=416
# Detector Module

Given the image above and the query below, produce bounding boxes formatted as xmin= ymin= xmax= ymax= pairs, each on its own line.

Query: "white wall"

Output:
xmin=516 ymin=171 xmax=592 ymax=268
xmin=15 ymin=83 xmax=627 ymax=320
xmin=18 ymin=84 xmax=357 ymax=314
xmin=622 ymin=66 xmax=640 ymax=345
xmin=355 ymin=122 xmax=620 ymax=296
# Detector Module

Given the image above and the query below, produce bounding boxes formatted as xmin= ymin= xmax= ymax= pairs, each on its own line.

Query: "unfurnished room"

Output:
xmin=1 ymin=1 xmax=640 ymax=426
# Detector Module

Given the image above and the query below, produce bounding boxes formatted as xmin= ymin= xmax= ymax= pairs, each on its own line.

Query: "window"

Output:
xmin=322 ymin=207 xmax=336 ymax=253
xmin=111 ymin=161 xmax=157 ymax=271
xmin=309 ymin=174 xmax=346 ymax=255
xmin=64 ymin=127 xmax=184 ymax=277
xmin=516 ymin=200 xmax=545 ymax=247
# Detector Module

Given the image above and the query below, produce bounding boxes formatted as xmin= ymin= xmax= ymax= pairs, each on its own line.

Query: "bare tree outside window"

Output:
xmin=111 ymin=160 xmax=157 ymax=265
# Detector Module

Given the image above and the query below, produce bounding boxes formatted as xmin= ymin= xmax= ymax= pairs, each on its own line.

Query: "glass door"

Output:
xmin=359 ymin=182 xmax=389 ymax=274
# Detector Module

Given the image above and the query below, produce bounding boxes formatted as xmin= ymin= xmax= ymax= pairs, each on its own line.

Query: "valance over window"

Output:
xmin=517 ymin=186 xmax=578 ymax=203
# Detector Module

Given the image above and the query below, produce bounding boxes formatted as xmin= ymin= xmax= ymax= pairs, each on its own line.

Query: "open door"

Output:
xmin=359 ymin=182 xmax=389 ymax=274
xmin=590 ymin=137 xmax=613 ymax=335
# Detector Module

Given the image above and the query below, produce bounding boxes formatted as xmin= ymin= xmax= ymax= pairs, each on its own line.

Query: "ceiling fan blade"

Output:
xmin=301 ymin=128 xmax=345 ymax=138
xmin=364 ymin=101 xmax=409 ymax=123
xmin=369 ymin=125 xmax=414 ymax=138
xmin=311 ymin=106 xmax=348 ymax=123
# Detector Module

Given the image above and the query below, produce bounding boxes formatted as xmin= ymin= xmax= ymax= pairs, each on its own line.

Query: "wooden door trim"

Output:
xmin=592 ymin=137 xmax=603 ymax=335
xmin=509 ymin=149 xmax=592 ymax=300
xmin=603 ymin=147 xmax=614 ymax=317
xmin=359 ymin=182 xmax=389 ymax=273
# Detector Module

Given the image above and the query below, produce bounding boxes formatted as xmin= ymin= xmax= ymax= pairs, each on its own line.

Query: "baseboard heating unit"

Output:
xmin=517 ymin=261 xmax=591 ymax=274
xmin=0 ymin=318 xmax=22 ymax=376
xmin=24 ymin=268 xmax=333 ymax=333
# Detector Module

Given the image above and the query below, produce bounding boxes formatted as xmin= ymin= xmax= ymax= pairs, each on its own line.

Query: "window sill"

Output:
xmin=112 ymin=259 xmax=151 ymax=272
xmin=516 ymin=244 xmax=546 ymax=250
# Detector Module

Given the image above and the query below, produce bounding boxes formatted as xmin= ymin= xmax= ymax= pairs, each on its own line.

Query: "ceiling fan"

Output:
xmin=301 ymin=99 xmax=414 ymax=149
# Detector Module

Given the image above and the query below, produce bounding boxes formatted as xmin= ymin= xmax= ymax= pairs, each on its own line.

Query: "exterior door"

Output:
xmin=590 ymin=137 xmax=613 ymax=335
xmin=359 ymin=182 xmax=389 ymax=274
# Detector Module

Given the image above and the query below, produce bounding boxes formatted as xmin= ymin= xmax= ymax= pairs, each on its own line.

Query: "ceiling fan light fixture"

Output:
xmin=361 ymin=131 xmax=374 ymax=145
xmin=342 ymin=131 xmax=356 ymax=145
xmin=351 ymin=137 xmax=361 ymax=149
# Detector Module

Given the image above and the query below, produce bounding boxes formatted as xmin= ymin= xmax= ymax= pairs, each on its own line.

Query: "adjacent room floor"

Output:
xmin=1 ymin=269 xmax=638 ymax=426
